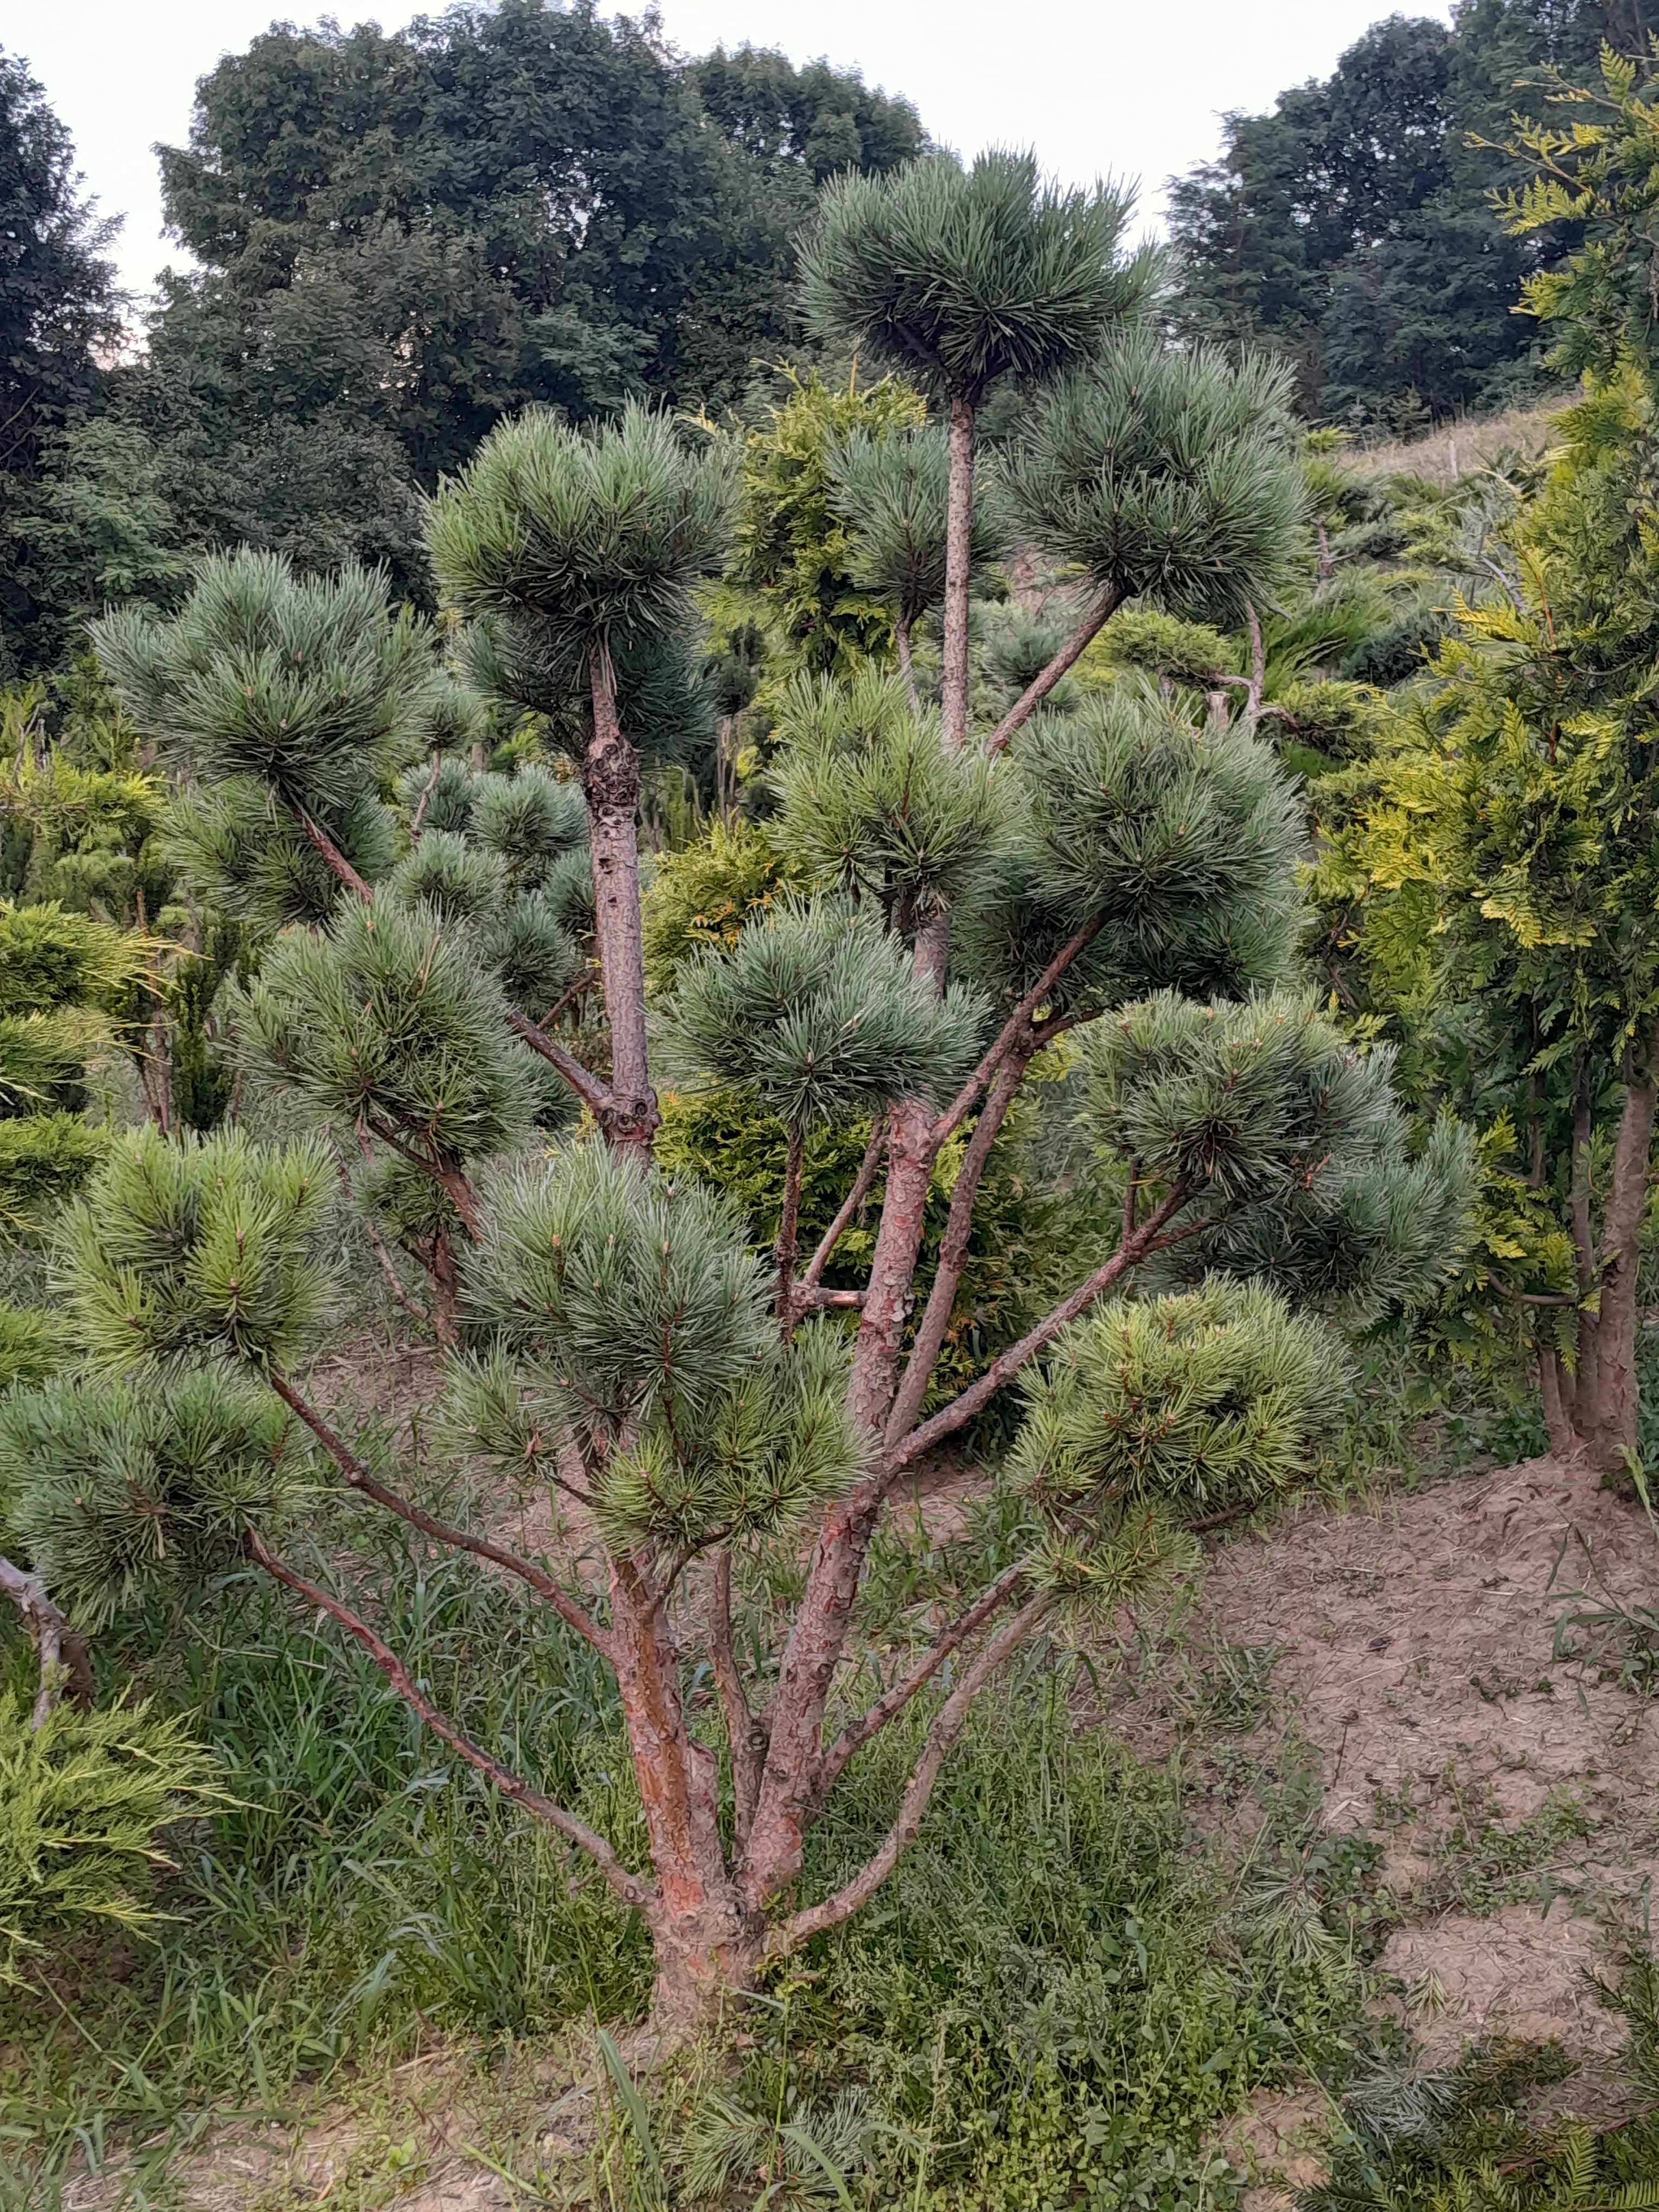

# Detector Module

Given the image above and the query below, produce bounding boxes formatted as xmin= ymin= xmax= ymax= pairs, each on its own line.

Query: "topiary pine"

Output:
xmin=22 ymin=258 xmax=1476 ymax=2042
xmin=989 ymin=336 xmax=1312 ymax=747
xmin=800 ymin=147 xmax=1156 ymax=747
xmin=429 ymin=407 xmax=734 ymax=1155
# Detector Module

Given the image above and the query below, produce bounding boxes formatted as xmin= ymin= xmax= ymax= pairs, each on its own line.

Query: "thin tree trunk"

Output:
xmin=767 ymin=1590 xmax=1052 ymax=1954
xmin=884 ymin=1050 xmax=1027 ymax=1448
xmin=801 ymin=1114 xmax=886 ymax=1288
xmin=775 ymin=1121 xmax=806 ymax=1340
xmin=846 ymin=1098 xmax=935 ymax=1437
xmin=1570 ymin=1074 xmax=1599 ymax=1416
xmin=895 ymin=613 xmax=921 ymax=715
xmin=585 ymin=647 xmax=658 ymax=1157
xmin=1584 ymin=1046 xmax=1658 ymax=1466
xmin=987 ymin=582 xmax=1124 ymax=755
xmin=1539 ymin=1348 xmax=1577 ymax=1458
xmin=941 ymin=396 xmax=975 ymax=753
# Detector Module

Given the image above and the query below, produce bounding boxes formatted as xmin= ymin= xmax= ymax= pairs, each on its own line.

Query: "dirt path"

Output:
xmin=1157 ymin=1456 xmax=1659 ymax=2205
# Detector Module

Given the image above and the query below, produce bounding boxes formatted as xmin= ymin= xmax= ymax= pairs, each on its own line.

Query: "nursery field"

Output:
xmin=9 ymin=8 xmax=1659 ymax=2209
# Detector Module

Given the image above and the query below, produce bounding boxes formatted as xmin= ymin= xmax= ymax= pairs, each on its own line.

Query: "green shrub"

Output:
xmin=0 ymin=1693 xmax=221 ymax=1983
xmin=642 ymin=817 xmax=807 ymax=991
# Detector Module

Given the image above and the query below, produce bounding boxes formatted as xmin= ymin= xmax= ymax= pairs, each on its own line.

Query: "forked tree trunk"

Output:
xmin=941 ymin=397 xmax=975 ymax=752
xmin=585 ymin=647 xmax=659 ymax=1156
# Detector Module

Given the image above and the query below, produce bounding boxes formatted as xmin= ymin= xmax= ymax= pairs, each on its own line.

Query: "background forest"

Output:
xmin=8 ymin=3 xmax=1659 ymax=2209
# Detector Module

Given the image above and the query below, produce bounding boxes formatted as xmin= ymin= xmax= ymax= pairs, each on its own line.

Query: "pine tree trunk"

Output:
xmin=941 ymin=396 xmax=975 ymax=753
xmin=585 ymin=648 xmax=659 ymax=1157
xmin=645 ymin=1908 xmax=768 ymax=2048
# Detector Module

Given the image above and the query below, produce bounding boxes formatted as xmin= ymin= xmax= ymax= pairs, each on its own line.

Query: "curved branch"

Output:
xmin=814 ymin=1553 xmax=1032 ymax=1804
xmin=245 ymin=1532 xmax=652 ymax=1916
xmin=1 ymin=1555 xmax=94 ymax=1729
xmin=885 ymin=1187 xmax=1188 ymax=1474
xmin=768 ymin=1589 xmax=1051 ymax=1955
xmin=295 ymin=807 xmax=374 ymax=901
xmin=800 ymin=1114 xmax=887 ymax=1289
xmin=507 ymin=1006 xmax=614 ymax=1120
xmin=265 ymin=1370 xmax=612 ymax=1658
xmin=887 ymin=1050 xmax=1027 ymax=1448
xmin=931 ymin=915 xmax=1105 ymax=1147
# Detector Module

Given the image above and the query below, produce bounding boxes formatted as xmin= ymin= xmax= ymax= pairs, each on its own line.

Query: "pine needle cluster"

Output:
xmin=54 ymin=1126 xmax=335 ymax=1374
xmin=998 ymin=335 xmax=1312 ymax=628
xmin=0 ymin=1369 xmax=309 ymax=1627
xmin=451 ymin=1143 xmax=866 ymax=1548
xmin=800 ymin=150 xmax=1155 ymax=406
xmin=661 ymin=899 xmax=984 ymax=1131
xmin=1009 ymin=1277 xmax=1345 ymax=1517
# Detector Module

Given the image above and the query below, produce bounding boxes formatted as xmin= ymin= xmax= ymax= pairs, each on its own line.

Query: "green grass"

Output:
xmin=2 ymin=1514 xmax=1384 ymax=2209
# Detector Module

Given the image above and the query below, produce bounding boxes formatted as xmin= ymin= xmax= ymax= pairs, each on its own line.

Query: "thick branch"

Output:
xmin=295 ymin=807 xmax=374 ymax=902
xmin=800 ymin=1114 xmax=886 ymax=1288
xmin=0 ymin=1555 xmax=94 ymax=1729
xmin=768 ymin=1589 xmax=1052 ymax=1954
xmin=245 ymin=1532 xmax=652 ymax=1914
xmin=507 ymin=1006 xmax=613 ymax=1118
xmin=932 ymin=915 xmax=1105 ymax=1146
xmin=815 ymin=1554 xmax=1032 ymax=1804
xmin=987 ymin=582 xmax=1124 ymax=755
xmin=265 ymin=1371 xmax=612 ymax=1656
xmin=886 ymin=1186 xmax=1188 ymax=1472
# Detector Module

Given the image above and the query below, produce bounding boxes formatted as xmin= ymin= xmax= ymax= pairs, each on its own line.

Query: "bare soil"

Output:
xmin=1172 ymin=1456 xmax=1659 ymax=2207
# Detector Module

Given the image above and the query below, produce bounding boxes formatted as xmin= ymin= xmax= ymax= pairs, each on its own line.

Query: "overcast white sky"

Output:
xmin=10 ymin=0 xmax=1456 ymax=309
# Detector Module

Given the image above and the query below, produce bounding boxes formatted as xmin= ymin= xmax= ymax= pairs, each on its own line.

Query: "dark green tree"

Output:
xmin=0 ymin=48 xmax=123 ymax=673
xmin=1166 ymin=4 xmax=1648 ymax=425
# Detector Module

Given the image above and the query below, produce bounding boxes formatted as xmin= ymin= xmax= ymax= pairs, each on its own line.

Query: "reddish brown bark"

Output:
xmin=941 ymin=396 xmax=975 ymax=752
xmin=987 ymin=582 xmax=1124 ymax=755
xmin=885 ymin=1049 xmax=1028 ymax=1448
xmin=584 ymin=647 xmax=659 ymax=1158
